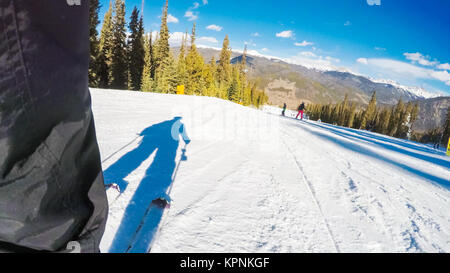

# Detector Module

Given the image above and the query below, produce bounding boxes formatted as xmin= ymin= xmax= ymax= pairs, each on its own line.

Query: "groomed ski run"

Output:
xmin=92 ymin=88 xmax=450 ymax=253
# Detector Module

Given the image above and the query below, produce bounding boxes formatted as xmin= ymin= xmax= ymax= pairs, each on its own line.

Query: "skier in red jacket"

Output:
xmin=296 ymin=102 xmax=306 ymax=120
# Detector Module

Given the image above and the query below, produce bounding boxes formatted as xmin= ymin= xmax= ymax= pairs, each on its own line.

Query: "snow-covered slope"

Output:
xmin=90 ymin=88 xmax=450 ymax=253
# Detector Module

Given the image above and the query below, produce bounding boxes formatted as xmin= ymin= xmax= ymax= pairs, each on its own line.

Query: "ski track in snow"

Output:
xmin=91 ymin=89 xmax=450 ymax=253
xmin=281 ymin=134 xmax=341 ymax=252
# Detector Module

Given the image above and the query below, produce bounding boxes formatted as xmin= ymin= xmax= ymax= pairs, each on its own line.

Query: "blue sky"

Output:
xmin=98 ymin=0 xmax=450 ymax=95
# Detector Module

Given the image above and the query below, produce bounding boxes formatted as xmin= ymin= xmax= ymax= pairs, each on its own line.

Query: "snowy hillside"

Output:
xmin=90 ymin=88 xmax=450 ymax=253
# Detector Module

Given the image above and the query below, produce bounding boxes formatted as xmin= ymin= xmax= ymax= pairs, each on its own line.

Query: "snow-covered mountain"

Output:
xmin=91 ymin=88 xmax=450 ymax=253
xmin=369 ymin=78 xmax=442 ymax=99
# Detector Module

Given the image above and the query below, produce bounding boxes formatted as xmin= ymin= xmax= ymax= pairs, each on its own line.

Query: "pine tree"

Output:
xmin=409 ymin=103 xmax=420 ymax=132
xmin=156 ymin=51 xmax=178 ymax=93
xmin=374 ymin=108 xmax=391 ymax=135
xmin=110 ymin=0 xmax=128 ymax=89
xmin=202 ymin=56 xmax=217 ymax=97
xmin=155 ymin=0 xmax=170 ymax=74
xmin=254 ymin=89 xmax=268 ymax=108
xmin=398 ymin=102 xmax=414 ymax=139
xmin=89 ymin=0 xmax=101 ymax=87
xmin=387 ymin=107 xmax=396 ymax=136
xmin=185 ymin=23 xmax=205 ymax=95
xmin=228 ymin=66 xmax=241 ymax=102
xmin=127 ymin=7 xmax=145 ymax=90
xmin=149 ymin=31 xmax=156 ymax=79
xmin=360 ymin=91 xmax=377 ymax=130
xmin=347 ymin=102 xmax=357 ymax=128
xmin=382 ymin=109 xmax=392 ymax=135
xmin=394 ymin=99 xmax=410 ymax=138
xmin=176 ymin=31 xmax=188 ymax=87
xmin=98 ymin=1 xmax=114 ymax=87
xmin=141 ymin=33 xmax=154 ymax=92
xmin=338 ymin=94 xmax=349 ymax=126
xmin=331 ymin=104 xmax=340 ymax=124
xmin=353 ymin=110 xmax=364 ymax=129
xmin=238 ymin=45 xmax=248 ymax=103
xmin=246 ymin=85 xmax=254 ymax=105
xmin=388 ymin=99 xmax=405 ymax=136
xmin=217 ymin=35 xmax=232 ymax=86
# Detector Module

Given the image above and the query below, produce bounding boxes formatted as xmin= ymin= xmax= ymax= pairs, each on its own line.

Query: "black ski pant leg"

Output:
xmin=0 ymin=0 xmax=108 ymax=252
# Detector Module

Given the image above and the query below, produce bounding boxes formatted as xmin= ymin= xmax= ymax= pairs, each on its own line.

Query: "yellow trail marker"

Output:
xmin=447 ymin=137 xmax=450 ymax=156
xmin=176 ymin=85 xmax=185 ymax=95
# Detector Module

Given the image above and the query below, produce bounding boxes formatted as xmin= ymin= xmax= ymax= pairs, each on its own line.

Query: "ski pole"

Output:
xmin=102 ymin=133 xmax=141 ymax=164
xmin=166 ymin=143 xmax=187 ymax=196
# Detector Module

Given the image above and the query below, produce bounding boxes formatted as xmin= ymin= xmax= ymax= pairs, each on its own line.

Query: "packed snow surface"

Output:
xmin=90 ymin=89 xmax=450 ymax=253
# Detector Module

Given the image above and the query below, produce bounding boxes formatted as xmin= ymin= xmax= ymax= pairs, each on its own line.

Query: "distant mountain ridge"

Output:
xmin=189 ymin=47 xmax=441 ymax=103
xmin=368 ymin=78 xmax=441 ymax=99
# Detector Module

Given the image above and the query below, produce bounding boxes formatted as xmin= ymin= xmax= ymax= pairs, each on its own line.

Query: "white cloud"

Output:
xmin=184 ymin=10 xmax=198 ymax=21
xmin=359 ymin=58 xmax=429 ymax=77
xmin=357 ymin=57 xmax=450 ymax=86
xmin=167 ymin=14 xmax=179 ymax=23
xmin=185 ymin=1 xmax=207 ymax=21
xmin=294 ymin=41 xmax=314 ymax=47
xmin=403 ymin=52 xmax=450 ymax=76
xmin=206 ymin=24 xmax=223 ymax=31
xmin=344 ymin=20 xmax=351 ymax=26
xmin=430 ymin=70 xmax=450 ymax=86
xmin=276 ymin=30 xmax=294 ymax=38
xmin=404 ymin=52 xmax=438 ymax=67
xmin=252 ymin=32 xmax=261 ymax=37
xmin=198 ymin=36 xmax=219 ymax=44
xmin=261 ymin=48 xmax=269 ymax=52
xmin=437 ymin=63 xmax=450 ymax=70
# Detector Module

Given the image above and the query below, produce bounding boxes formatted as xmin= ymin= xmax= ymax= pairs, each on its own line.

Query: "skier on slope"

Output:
xmin=282 ymin=103 xmax=287 ymax=116
xmin=0 ymin=1 xmax=108 ymax=252
xmin=296 ymin=102 xmax=306 ymax=120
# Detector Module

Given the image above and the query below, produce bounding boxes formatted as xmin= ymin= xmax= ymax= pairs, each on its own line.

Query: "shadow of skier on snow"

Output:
xmin=105 ymin=117 xmax=190 ymax=253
